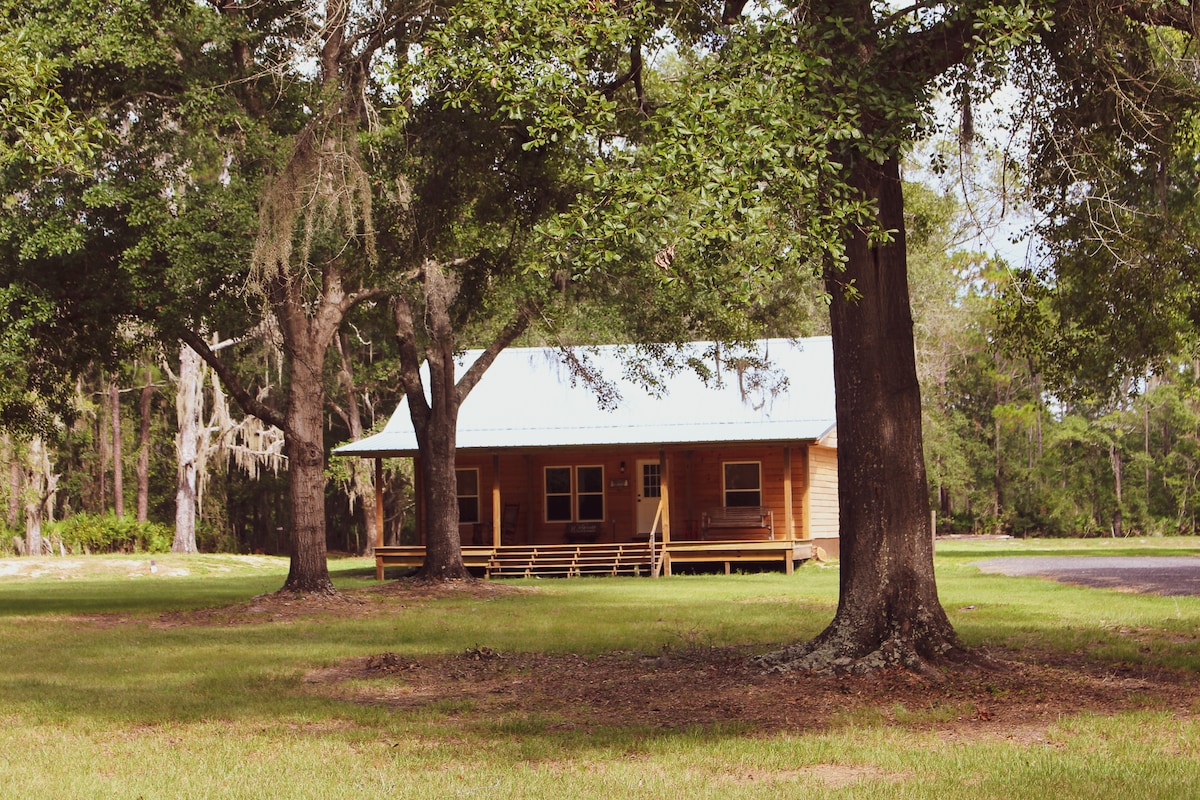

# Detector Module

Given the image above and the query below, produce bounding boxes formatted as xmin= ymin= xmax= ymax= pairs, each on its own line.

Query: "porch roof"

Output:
xmin=333 ymin=337 xmax=836 ymax=457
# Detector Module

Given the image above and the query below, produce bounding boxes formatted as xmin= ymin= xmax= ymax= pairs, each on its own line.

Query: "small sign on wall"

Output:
xmin=609 ymin=478 xmax=630 ymax=488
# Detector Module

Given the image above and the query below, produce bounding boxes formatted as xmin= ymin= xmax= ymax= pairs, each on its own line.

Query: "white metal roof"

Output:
xmin=333 ymin=337 xmax=836 ymax=457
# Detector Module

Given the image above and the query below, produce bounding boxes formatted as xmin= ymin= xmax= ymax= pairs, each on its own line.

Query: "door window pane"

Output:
xmin=641 ymin=463 xmax=661 ymax=499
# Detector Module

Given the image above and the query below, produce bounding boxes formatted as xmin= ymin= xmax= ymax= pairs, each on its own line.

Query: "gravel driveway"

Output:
xmin=973 ymin=556 xmax=1200 ymax=596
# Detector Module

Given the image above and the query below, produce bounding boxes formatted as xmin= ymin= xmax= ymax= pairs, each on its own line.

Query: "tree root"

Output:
xmin=408 ymin=571 xmax=478 ymax=586
xmin=274 ymin=581 xmax=340 ymax=599
xmin=753 ymin=631 xmax=995 ymax=678
xmin=412 ymin=563 xmax=477 ymax=582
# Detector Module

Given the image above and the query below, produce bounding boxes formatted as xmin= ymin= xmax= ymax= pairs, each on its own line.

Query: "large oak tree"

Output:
xmin=542 ymin=0 xmax=1200 ymax=671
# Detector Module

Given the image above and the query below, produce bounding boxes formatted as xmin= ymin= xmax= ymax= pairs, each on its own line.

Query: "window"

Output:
xmin=456 ymin=468 xmax=480 ymax=524
xmin=641 ymin=462 xmax=661 ymax=499
xmin=723 ymin=462 xmax=762 ymax=507
xmin=545 ymin=467 xmax=573 ymax=522
xmin=544 ymin=465 xmax=605 ymax=522
xmin=576 ymin=466 xmax=604 ymax=521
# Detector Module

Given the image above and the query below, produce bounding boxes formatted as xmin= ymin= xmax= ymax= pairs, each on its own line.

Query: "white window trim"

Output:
xmin=544 ymin=465 xmax=573 ymax=523
xmin=722 ymin=461 xmax=762 ymax=507
xmin=456 ymin=467 xmax=481 ymax=524
xmin=575 ymin=464 xmax=605 ymax=522
xmin=543 ymin=464 xmax=606 ymax=522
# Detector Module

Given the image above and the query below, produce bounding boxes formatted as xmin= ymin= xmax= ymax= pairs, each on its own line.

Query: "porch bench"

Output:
xmin=700 ymin=506 xmax=774 ymax=541
xmin=564 ymin=522 xmax=602 ymax=544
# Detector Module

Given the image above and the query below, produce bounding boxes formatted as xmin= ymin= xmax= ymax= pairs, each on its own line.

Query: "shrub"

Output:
xmin=196 ymin=521 xmax=239 ymax=554
xmin=46 ymin=514 xmax=172 ymax=554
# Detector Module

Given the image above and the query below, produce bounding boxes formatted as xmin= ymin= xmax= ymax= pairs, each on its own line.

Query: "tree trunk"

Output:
xmin=393 ymin=262 xmax=534 ymax=581
xmin=110 ymin=381 xmax=124 ymax=519
xmin=4 ymin=434 xmax=19 ymax=530
xmin=417 ymin=405 xmax=467 ymax=579
xmin=756 ymin=157 xmax=966 ymax=675
xmin=336 ymin=331 xmax=377 ymax=554
xmin=97 ymin=382 xmax=107 ymax=513
xmin=173 ymin=342 xmax=202 ymax=553
xmin=396 ymin=275 xmax=471 ymax=581
xmin=279 ymin=336 xmax=336 ymax=594
xmin=136 ymin=369 xmax=153 ymax=523
xmin=22 ymin=436 xmax=55 ymax=556
xmin=993 ymin=401 xmax=1004 ymax=520
xmin=1110 ymin=441 xmax=1123 ymax=537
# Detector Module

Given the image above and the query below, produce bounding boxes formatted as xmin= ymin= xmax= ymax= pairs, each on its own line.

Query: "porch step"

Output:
xmin=488 ymin=543 xmax=654 ymax=578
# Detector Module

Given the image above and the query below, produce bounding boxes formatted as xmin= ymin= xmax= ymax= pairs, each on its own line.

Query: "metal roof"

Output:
xmin=333 ymin=337 xmax=836 ymax=457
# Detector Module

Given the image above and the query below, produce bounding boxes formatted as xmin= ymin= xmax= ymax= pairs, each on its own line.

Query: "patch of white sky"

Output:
xmin=905 ymin=84 xmax=1047 ymax=274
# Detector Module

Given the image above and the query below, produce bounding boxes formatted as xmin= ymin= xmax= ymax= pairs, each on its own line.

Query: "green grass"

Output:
xmin=2 ymin=541 xmax=1199 ymax=798
xmin=933 ymin=537 xmax=1200 ymax=668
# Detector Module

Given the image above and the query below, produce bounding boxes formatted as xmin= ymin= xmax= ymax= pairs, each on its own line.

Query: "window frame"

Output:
xmin=455 ymin=467 xmax=481 ymax=525
xmin=575 ymin=465 xmax=605 ymax=522
xmin=544 ymin=466 xmax=574 ymax=522
xmin=722 ymin=461 xmax=763 ymax=508
xmin=543 ymin=464 xmax=606 ymax=522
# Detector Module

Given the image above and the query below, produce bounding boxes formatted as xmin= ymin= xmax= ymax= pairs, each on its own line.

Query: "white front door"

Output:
xmin=636 ymin=460 xmax=662 ymax=534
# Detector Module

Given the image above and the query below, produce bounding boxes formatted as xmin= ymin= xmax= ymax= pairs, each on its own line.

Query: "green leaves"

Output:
xmin=0 ymin=28 xmax=101 ymax=171
xmin=410 ymin=0 xmax=655 ymax=150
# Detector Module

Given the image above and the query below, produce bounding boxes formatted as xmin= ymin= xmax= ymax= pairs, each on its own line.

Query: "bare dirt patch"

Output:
xmin=72 ymin=578 xmax=1200 ymax=740
xmin=304 ymin=640 xmax=1200 ymax=741
xmin=151 ymin=578 xmax=531 ymax=627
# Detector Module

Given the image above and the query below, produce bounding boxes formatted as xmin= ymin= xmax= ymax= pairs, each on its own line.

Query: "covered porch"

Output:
xmin=371 ymin=538 xmax=816 ymax=578
xmin=333 ymin=338 xmax=840 ymax=579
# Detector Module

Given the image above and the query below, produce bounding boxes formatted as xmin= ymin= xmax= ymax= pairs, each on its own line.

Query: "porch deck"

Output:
xmin=373 ymin=539 xmax=814 ymax=579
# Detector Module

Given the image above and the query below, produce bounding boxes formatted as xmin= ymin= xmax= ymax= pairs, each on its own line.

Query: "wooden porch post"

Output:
xmin=375 ymin=458 xmax=385 ymax=581
xmin=783 ymin=447 xmax=795 ymax=542
xmin=524 ymin=454 xmax=535 ymax=545
xmin=684 ymin=450 xmax=695 ymax=538
xmin=800 ymin=446 xmax=812 ymax=541
xmin=491 ymin=453 xmax=502 ymax=548
xmin=659 ymin=449 xmax=672 ymax=576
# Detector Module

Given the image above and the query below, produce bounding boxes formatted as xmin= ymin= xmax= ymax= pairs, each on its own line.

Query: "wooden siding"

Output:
xmin=807 ymin=445 xmax=839 ymax=539
xmin=444 ymin=443 xmax=834 ymax=546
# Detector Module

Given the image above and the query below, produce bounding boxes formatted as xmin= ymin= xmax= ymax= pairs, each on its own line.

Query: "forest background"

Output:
xmin=3 ymin=0 xmax=1199 ymax=559
xmin=6 ymin=166 xmax=1193 ymax=557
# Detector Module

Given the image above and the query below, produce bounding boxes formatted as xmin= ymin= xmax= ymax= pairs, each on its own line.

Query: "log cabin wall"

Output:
xmin=453 ymin=443 xmax=828 ymax=546
xmin=807 ymin=444 xmax=840 ymax=556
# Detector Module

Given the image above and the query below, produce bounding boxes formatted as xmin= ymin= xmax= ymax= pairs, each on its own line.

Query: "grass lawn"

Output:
xmin=0 ymin=539 xmax=1198 ymax=798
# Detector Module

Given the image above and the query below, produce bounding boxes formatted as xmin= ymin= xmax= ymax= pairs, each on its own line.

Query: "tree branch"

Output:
xmin=456 ymin=302 xmax=539 ymax=403
xmin=392 ymin=294 xmax=431 ymax=423
xmin=601 ymin=39 xmax=648 ymax=114
xmin=1115 ymin=0 xmax=1198 ymax=35
xmin=888 ymin=15 xmax=975 ymax=87
xmin=177 ymin=328 xmax=288 ymax=432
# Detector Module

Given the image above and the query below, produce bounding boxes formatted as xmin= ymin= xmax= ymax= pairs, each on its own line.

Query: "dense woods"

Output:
xmin=4 ymin=0 xmax=1200 ymax=677
xmin=5 ymin=195 xmax=1200 ymax=557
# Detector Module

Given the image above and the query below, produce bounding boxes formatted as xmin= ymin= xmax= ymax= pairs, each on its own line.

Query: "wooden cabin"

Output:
xmin=334 ymin=338 xmax=840 ymax=578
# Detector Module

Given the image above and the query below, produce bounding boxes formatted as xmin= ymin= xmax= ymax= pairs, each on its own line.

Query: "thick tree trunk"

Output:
xmin=136 ymin=371 xmax=153 ymax=523
xmin=414 ymin=380 xmax=469 ymax=580
xmin=403 ymin=297 xmax=470 ymax=581
xmin=757 ymin=157 xmax=966 ymax=675
xmin=24 ymin=447 xmax=45 ymax=556
xmin=110 ymin=382 xmax=124 ymax=519
xmin=393 ymin=263 xmax=534 ymax=581
xmin=281 ymin=385 xmax=336 ymax=593
xmin=173 ymin=342 xmax=202 ymax=553
xmin=22 ymin=436 xmax=55 ymax=556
